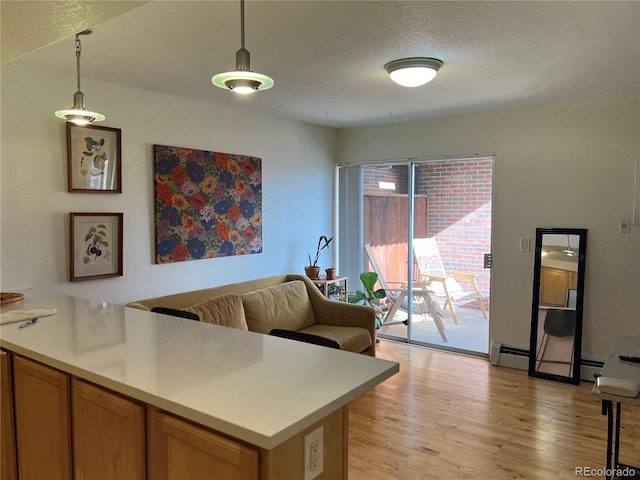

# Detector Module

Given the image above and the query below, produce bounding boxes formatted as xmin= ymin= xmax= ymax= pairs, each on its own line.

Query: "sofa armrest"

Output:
xmin=287 ymin=274 xmax=377 ymax=356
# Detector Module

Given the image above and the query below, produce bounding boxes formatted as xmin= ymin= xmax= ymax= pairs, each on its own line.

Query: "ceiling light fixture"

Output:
xmin=55 ymin=29 xmax=105 ymax=125
xmin=212 ymin=0 xmax=274 ymax=95
xmin=384 ymin=57 xmax=443 ymax=88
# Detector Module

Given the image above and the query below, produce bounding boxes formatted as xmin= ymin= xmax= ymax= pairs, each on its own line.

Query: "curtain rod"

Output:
xmin=337 ymin=152 xmax=494 ymax=168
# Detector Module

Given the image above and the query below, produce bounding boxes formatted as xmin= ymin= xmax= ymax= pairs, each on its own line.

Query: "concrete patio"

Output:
xmin=377 ymin=305 xmax=490 ymax=355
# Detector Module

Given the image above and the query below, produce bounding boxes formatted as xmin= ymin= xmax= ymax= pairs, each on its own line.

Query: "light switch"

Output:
xmin=520 ymin=238 xmax=531 ymax=252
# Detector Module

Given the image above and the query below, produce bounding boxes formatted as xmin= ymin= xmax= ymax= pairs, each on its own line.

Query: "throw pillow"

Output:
xmin=241 ymin=280 xmax=316 ymax=334
xmin=184 ymin=294 xmax=248 ymax=330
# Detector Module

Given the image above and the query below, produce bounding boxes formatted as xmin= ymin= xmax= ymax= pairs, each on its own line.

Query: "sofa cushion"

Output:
xmin=241 ymin=281 xmax=316 ymax=334
xmin=299 ymin=324 xmax=372 ymax=354
xmin=184 ymin=294 xmax=248 ymax=330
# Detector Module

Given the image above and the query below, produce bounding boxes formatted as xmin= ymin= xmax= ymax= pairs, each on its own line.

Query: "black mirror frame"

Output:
xmin=528 ymin=227 xmax=587 ymax=385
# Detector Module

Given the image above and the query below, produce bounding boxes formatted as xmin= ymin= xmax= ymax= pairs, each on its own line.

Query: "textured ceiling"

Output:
xmin=0 ymin=1 xmax=150 ymax=63
xmin=3 ymin=1 xmax=640 ymax=128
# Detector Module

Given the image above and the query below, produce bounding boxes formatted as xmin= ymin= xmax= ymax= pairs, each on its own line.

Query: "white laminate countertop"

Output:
xmin=0 ymin=292 xmax=399 ymax=449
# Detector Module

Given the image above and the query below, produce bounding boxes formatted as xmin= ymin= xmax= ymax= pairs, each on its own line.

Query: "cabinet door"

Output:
xmin=13 ymin=355 xmax=72 ymax=480
xmin=72 ymin=379 xmax=145 ymax=480
xmin=1 ymin=350 xmax=17 ymax=480
xmin=147 ymin=408 xmax=259 ymax=480
xmin=540 ymin=267 xmax=568 ymax=306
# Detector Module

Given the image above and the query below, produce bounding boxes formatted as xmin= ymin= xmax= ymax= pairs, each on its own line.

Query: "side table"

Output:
xmin=592 ymin=335 xmax=640 ymax=480
xmin=312 ymin=276 xmax=348 ymax=302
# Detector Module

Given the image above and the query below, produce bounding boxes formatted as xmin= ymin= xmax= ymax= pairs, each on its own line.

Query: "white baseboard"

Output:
xmin=490 ymin=342 xmax=602 ymax=382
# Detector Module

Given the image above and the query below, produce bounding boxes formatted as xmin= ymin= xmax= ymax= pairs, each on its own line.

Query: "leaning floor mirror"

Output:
xmin=528 ymin=228 xmax=587 ymax=384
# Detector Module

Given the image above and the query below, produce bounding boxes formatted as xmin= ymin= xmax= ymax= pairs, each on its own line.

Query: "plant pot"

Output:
xmin=325 ymin=267 xmax=336 ymax=280
xmin=305 ymin=266 xmax=321 ymax=279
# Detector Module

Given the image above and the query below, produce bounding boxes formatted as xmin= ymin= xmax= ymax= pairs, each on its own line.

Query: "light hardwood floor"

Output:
xmin=349 ymin=341 xmax=640 ymax=480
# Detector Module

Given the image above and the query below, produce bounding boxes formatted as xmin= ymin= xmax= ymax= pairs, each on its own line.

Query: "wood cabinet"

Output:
xmin=147 ymin=405 xmax=348 ymax=480
xmin=13 ymin=355 xmax=72 ymax=480
xmin=3 ymin=351 xmax=349 ymax=480
xmin=540 ymin=267 xmax=577 ymax=307
xmin=1 ymin=350 xmax=17 ymax=480
xmin=147 ymin=408 xmax=259 ymax=480
xmin=72 ymin=379 xmax=145 ymax=480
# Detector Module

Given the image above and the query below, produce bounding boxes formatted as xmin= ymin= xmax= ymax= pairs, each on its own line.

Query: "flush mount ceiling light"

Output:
xmin=212 ymin=0 xmax=274 ymax=95
xmin=55 ymin=29 xmax=105 ymax=125
xmin=384 ymin=57 xmax=443 ymax=88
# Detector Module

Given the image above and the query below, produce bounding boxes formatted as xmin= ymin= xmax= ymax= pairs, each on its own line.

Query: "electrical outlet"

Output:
xmin=304 ymin=426 xmax=324 ymax=480
xmin=520 ymin=237 xmax=531 ymax=252
xmin=620 ymin=219 xmax=631 ymax=233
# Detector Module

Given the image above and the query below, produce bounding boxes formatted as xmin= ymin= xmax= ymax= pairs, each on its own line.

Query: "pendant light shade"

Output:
xmin=212 ymin=0 xmax=273 ymax=94
xmin=55 ymin=29 xmax=105 ymax=125
xmin=384 ymin=57 xmax=443 ymax=88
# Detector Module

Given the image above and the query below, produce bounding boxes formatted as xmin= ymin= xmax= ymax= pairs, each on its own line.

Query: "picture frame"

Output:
xmin=70 ymin=212 xmax=123 ymax=281
xmin=67 ymin=123 xmax=122 ymax=192
xmin=634 ymin=158 xmax=640 ymax=224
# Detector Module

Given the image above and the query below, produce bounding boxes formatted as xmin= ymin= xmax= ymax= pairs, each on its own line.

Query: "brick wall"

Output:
xmin=416 ymin=159 xmax=492 ymax=301
xmin=363 ymin=165 xmax=408 ymax=194
xmin=363 ymin=159 xmax=493 ymax=307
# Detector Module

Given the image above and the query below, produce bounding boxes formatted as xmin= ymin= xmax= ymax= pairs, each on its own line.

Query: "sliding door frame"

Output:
xmin=338 ymin=153 xmax=494 ymax=353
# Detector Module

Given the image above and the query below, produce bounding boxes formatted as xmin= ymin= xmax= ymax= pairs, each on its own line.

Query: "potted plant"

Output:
xmin=325 ymin=265 xmax=337 ymax=280
xmin=305 ymin=235 xmax=333 ymax=279
xmin=348 ymin=271 xmax=387 ymax=329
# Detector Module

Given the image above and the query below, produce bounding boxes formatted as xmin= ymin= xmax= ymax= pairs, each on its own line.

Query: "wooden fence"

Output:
xmin=363 ymin=193 xmax=428 ymax=283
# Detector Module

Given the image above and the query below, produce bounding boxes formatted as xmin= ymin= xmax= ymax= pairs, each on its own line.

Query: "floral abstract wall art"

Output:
xmin=153 ymin=144 xmax=262 ymax=263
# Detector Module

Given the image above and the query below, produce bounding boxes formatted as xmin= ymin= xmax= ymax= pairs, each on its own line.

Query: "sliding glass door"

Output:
xmin=338 ymin=156 xmax=493 ymax=355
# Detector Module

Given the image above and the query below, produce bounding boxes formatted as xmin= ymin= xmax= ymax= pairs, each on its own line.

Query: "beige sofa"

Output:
xmin=126 ymin=274 xmax=377 ymax=356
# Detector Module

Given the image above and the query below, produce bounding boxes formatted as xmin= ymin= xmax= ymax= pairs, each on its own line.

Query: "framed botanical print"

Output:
xmin=70 ymin=212 xmax=123 ymax=281
xmin=67 ymin=123 xmax=122 ymax=192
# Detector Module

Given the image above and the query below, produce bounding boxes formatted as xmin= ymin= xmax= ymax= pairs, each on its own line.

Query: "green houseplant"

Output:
xmin=305 ymin=235 xmax=333 ymax=279
xmin=348 ymin=271 xmax=387 ymax=329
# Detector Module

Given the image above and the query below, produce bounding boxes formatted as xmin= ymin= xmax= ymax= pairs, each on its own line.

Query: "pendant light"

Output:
xmin=563 ymin=234 xmax=577 ymax=256
xmin=384 ymin=57 xmax=443 ymax=87
xmin=55 ymin=29 xmax=105 ymax=125
xmin=212 ymin=0 xmax=274 ymax=94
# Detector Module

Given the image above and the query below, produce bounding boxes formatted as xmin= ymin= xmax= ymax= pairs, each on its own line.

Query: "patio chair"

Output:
xmin=413 ymin=237 xmax=487 ymax=324
xmin=364 ymin=244 xmax=447 ymax=342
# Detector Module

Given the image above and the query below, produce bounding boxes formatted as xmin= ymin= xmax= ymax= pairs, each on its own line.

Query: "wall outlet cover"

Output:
xmin=304 ymin=426 xmax=324 ymax=480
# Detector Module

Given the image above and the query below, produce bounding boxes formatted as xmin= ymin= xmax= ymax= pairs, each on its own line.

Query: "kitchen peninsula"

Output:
xmin=0 ymin=292 xmax=399 ymax=479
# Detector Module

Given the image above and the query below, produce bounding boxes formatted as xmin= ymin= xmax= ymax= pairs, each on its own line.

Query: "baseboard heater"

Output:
xmin=490 ymin=342 xmax=604 ymax=382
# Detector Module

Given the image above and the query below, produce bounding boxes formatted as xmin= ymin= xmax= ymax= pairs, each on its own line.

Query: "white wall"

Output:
xmin=337 ymin=96 xmax=640 ymax=360
xmin=1 ymin=61 xmax=336 ymax=305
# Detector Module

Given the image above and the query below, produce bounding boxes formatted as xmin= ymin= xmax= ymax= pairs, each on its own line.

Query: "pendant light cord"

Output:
xmin=75 ymin=34 xmax=82 ymax=92
xmin=74 ymin=29 xmax=92 ymax=92
xmin=240 ymin=0 xmax=246 ymax=49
